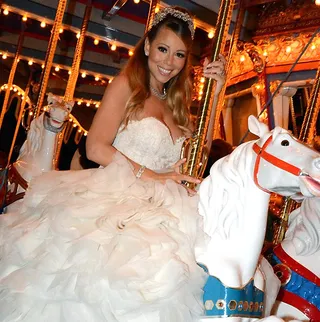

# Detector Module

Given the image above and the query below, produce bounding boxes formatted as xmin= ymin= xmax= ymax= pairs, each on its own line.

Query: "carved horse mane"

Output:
xmin=285 ymin=197 xmax=320 ymax=256
xmin=202 ymin=141 xmax=254 ymax=239
xmin=18 ymin=113 xmax=45 ymax=160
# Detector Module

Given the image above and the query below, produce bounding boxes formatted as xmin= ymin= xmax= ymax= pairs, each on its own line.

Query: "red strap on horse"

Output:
xmin=253 ymin=136 xmax=302 ymax=193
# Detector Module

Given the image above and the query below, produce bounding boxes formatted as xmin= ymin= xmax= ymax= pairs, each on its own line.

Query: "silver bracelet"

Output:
xmin=135 ymin=165 xmax=146 ymax=178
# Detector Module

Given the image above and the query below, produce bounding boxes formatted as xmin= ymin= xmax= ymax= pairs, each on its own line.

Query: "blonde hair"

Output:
xmin=122 ymin=7 xmax=193 ymax=133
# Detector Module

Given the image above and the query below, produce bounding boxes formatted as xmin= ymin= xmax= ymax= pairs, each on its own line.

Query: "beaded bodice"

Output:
xmin=113 ymin=117 xmax=185 ymax=171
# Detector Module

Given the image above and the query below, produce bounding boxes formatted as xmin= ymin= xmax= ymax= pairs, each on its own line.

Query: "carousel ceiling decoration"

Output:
xmin=254 ymin=0 xmax=320 ymax=37
xmin=227 ymin=30 xmax=320 ymax=85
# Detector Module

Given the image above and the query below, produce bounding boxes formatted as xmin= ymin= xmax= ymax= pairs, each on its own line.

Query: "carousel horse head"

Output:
xmin=19 ymin=93 xmax=73 ymax=159
xmin=248 ymin=116 xmax=320 ymax=199
xmin=199 ymin=115 xmax=320 ymax=241
xmin=197 ymin=116 xmax=320 ymax=321
xmin=43 ymin=92 xmax=73 ymax=133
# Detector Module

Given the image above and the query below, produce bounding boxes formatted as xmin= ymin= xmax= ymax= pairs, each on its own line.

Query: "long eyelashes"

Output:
xmin=157 ymin=47 xmax=185 ymax=59
xmin=158 ymin=46 xmax=167 ymax=53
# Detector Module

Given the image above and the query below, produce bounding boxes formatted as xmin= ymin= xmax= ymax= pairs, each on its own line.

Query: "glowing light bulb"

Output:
xmin=73 ymin=123 xmax=77 ymax=128
xmin=128 ymin=50 xmax=134 ymax=56
xmin=29 ymin=111 xmax=33 ymax=116
xmin=3 ymin=8 xmax=9 ymax=15
xmin=108 ymin=78 xmax=113 ymax=83
xmin=94 ymin=39 xmax=99 ymax=45
xmin=28 ymin=60 xmax=33 ymax=65
xmin=55 ymin=66 xmax=60 ymax=72
xmin=2 ymin=53 xmax=7 ymax=59
xmin=68 ymin=70 xmax=71 ymax=75
xmin=208 ymin=30 xmax=214 ymax=39
xmin=13 ymin=87 xmax=17 ymax=92
xmin=95 ymin=76 xmax=100 ymax=81
xmin=286 ymin=46 xmax=292 ymax=53
xmin=316 ymin=0 xmax=320 ymax=5
xmin=95 ymin=103 xmax=99 ymax=108
xmin=84 ymin=132 xmax=88 ymax=136
xmin=76 ymin=32 xmax=81 ymax=39
xmin=81 ymin=72 xmax=86 ymax=78
xmin=200 ymin=77 xmax=205 ymax=83
xmin=155 ymin=6 xmax=159 ymax=13
xmin=41 ymin=64 xmax=45 ymax=68
xmin=78 ymin=129 xmax=82 ymax=133
xmin=240 ymin=55 xmax=245 ymax=62
xmin=40 ymin=21 xmax=46 ymax=28
xmin=311 ymin=43 xmax=316 ymax=50
xmin=59 ymin=28 xmax=64 ymax=33
xmin=22 ymin=15 xmax=27 ymax=22
xmin=86 ymin=102 xmax=90 ymax=107
xmin=111 ymin=43 xmax=117 ymax=51
xmin=133 ymin=0 xmax=140 ymax=3
xmin=77 ymin=101 xmax=82 ymax=105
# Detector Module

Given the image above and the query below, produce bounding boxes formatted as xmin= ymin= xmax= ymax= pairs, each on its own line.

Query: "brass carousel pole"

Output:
xmin=34 ymin=0 xmax=68 ymax=118
xmin=145 ymin=0 xmax=159 ymax=32
xmin=274 ymin=63 xmax=320 ymax=245
xmin=0 ymin=21 xmax=26 ymax=129
xmin=64 ymin=2 xmax=92 ymax=101
xmin=299 ymin=64 xmax=320 ymax=144
xmin=6 ymin=72 xmax=33 ymax=166
xmin=213 ymin=0 xmax=245 ymax=138
xmin=182 ymin=0 xmax=235 ymax=185
xmin=54 ymin=2 xmax=92 ymax=168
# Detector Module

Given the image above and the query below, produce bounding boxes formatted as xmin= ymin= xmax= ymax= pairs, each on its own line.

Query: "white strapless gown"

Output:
xmin=0 ymin=117 xmax=207 ymax=322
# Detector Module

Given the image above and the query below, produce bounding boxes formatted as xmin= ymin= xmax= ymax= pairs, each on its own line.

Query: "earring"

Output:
xmin=145 ymin=51 xmax=149 ymax=56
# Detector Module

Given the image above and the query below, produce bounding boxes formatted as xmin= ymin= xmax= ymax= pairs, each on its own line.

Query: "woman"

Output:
xmin=0 ymin=6 xmax=226 ymax=322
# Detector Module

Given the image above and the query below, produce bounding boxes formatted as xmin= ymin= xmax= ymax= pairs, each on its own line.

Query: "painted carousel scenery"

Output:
xmin=0 ymin=0 xmax=319 ymax=322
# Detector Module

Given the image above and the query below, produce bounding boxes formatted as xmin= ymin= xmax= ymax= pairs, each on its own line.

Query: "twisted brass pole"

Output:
xmin=64 ymin=2 xmax=92 ymax=102
xmin=34 ymin=0 xmax=68 ymax=117
xmin=299 ymin=63 xmax=320 ymax=144
xmin=289 ymin=96 xmax=298 ymax=137
xmin=0 ymin=22 xmax=26 ymax=129
xmin=182 ymin=0 xmax=235 ymax=185
xmin=213 ymin=0 xmax=244 ymax=138
xmin=145 ymin=0 xmax=159 ymax=33
xmin=7 ymin=72 xmax=33 ymax=166
xmin=54 ymin=2 xmax=92 ymax=168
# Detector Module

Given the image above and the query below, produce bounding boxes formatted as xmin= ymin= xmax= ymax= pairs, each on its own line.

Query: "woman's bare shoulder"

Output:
xmin=109 ymin=74 xmax=131 ymax=93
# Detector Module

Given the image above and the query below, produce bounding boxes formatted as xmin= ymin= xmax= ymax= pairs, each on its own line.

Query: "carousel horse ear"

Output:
xmin=248 ymin=115 xmax=269 ymax=138
xmin=66 ymin=101 xmax=74 ymax=111
xmin=272 ymin=126 xmax=282 ymax=141
xmin=47 ymin=92 xmax=54 ymax=104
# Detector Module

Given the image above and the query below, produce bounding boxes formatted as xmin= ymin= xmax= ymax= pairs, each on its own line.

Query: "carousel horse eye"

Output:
xmin=281 ymin=140 xmax=290 ymax=146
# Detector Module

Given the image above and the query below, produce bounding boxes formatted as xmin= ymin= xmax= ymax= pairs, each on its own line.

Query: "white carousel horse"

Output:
xmin=269 ymin=197 xmax=320 ymax=321
xmin=197 ymin=115 xmax=320 ymax=322
xmin=6 ymin=93 xmax=73 ymax=207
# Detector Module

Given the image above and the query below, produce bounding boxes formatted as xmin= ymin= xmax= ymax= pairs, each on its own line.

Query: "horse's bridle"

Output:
xmin=252 ymin=135 xmax=306 ymax=193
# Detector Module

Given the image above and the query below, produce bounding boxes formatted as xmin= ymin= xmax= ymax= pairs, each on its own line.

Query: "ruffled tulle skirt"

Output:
xmin=0 ymin=154 xmax=207 ymax=322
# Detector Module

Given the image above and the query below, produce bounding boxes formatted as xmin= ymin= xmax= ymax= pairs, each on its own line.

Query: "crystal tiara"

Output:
xmin=150 ymin=7 xmax=195 ymax=40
